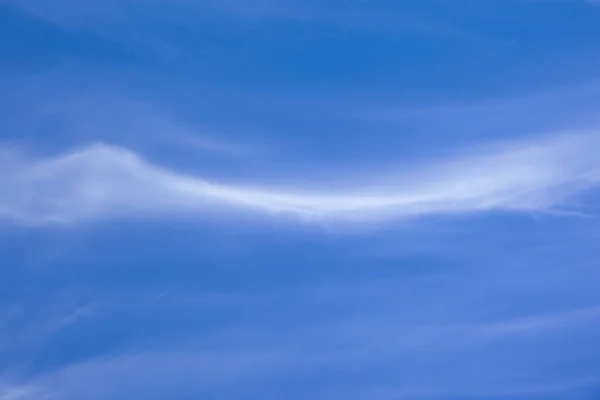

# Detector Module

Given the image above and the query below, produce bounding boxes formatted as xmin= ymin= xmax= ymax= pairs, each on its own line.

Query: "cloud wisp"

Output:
xmin=3 ymin=301 xmax=600 ymax=400
xmin=1 ymin=132 xmax=600 ymax=226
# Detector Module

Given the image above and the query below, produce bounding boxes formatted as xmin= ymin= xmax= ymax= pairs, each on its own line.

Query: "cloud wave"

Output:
xmin=1 ymin=132 xmax=600 ymax=225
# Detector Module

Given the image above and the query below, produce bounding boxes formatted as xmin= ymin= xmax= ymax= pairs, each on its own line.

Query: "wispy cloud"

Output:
xmin=5 ymin=0 xmax=479 ymax=47
xmin=0 ymin=385 xmax=34 ymax=400
xmin=359 ymin=80 xmax=600 ymax=137
xmin=1 ymin=132 xmax=599 ymax=226
xmin=1 ymin=78 xmax=260 ymax=158
xmin=4 ymin=301 xmax=600 ymax=400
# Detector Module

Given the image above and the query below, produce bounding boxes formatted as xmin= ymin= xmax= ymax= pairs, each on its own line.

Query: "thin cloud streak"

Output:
xmin=6 ymin=0 xmax=480 ymax=47
xmin=4 ymin=303 xmax=600 ymax=400
xmin=1 ymin=132 xmax=600 ymax=226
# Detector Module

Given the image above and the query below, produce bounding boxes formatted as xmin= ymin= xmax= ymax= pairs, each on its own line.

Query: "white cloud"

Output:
xmin=1 ymin=132 xmax=600 ymax=226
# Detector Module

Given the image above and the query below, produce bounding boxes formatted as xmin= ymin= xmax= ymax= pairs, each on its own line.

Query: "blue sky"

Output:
xmin=2 ymin=1 xmax=600 ymax=399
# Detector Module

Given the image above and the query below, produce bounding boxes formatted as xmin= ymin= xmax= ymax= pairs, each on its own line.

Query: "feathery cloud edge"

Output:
xmin=1 ymin=132 xmax=599 ymax=226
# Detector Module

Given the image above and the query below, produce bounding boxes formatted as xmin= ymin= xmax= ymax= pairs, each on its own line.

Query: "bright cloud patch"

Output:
xmin=1 ymin=132 xmax=599 ymax=225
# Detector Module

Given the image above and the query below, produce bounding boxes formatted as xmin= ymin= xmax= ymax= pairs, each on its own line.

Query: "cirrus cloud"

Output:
xmin=1 ymin=132 xmax=599 ymax=226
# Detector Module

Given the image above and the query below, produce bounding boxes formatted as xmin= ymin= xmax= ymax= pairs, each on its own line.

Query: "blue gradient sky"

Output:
xmin=2 ymin=1 xmax=600 ymax=399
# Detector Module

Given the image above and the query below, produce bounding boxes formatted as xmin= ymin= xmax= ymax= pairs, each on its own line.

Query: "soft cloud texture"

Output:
xmin=1 ymin=132 xmax=599 ymax=225
xmin=3 ymin=1 xmax=600 ymax=399
xmin=3 ymin=299 xmax=600 ymax=400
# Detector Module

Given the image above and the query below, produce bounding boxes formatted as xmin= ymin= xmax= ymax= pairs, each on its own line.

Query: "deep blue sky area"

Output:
xmin=2 ymin=1 xmax=600 ymax=399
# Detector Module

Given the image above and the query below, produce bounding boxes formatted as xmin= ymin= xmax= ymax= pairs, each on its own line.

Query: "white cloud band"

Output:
xmin=1 ymin=132 xmax=599 ymax=226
